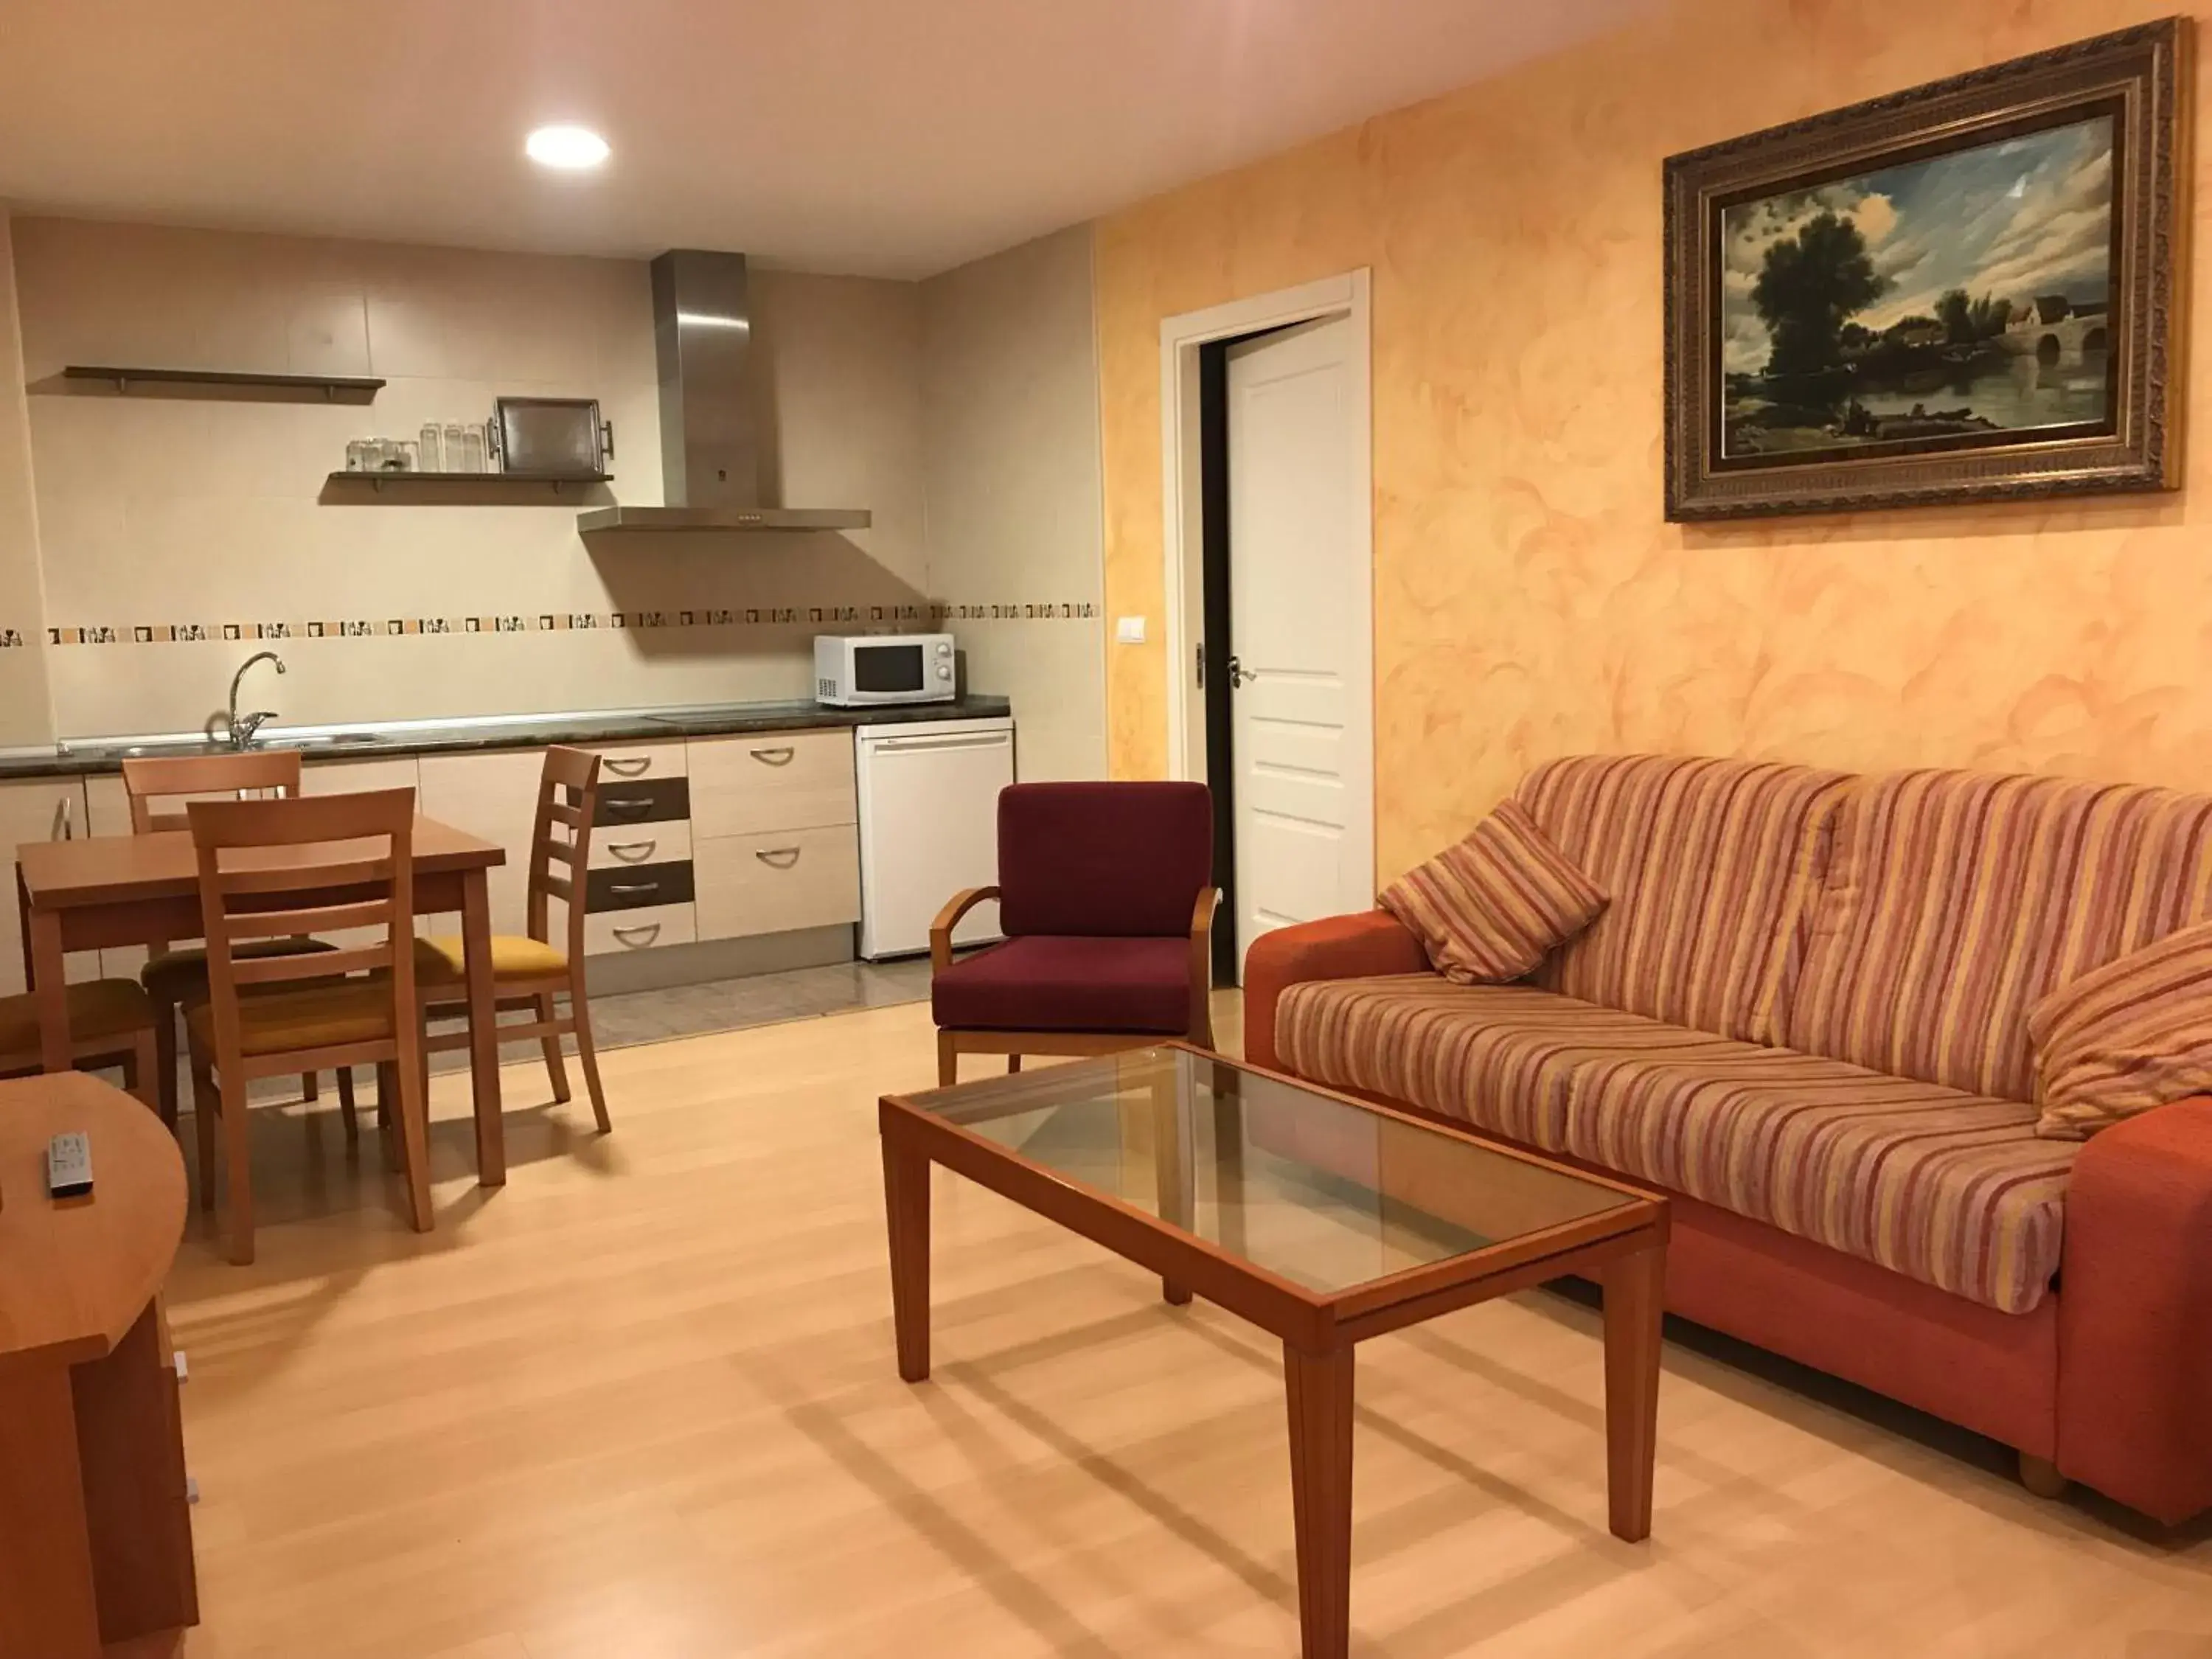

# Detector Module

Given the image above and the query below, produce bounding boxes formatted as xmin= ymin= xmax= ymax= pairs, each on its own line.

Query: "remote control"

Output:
xmin=46 ymin=1132 xmax=91 ymax=1200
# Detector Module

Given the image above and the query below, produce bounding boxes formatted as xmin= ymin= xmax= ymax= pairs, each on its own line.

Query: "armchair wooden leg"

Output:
xmin=936 ymin=1030 xmax=958 ymax=1088
xmin=303 ymin=1071 xmax=319 ymax=1102
xmin=1007 ymin=1053 xmax=1021 ymax=1074
xmin=537 ymin=993 xmax=572 ymax=1105
xmin=151 ymin=1000 xmax=181 ymax=1132
xmin=336 ymin=1067 xmax=358 ymax=1143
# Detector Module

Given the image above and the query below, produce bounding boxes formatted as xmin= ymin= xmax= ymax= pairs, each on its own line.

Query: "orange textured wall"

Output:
xmin=1095 ymin=0 xmax=2211 ymax=883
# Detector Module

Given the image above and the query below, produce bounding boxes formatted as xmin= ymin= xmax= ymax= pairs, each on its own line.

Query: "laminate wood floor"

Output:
xmin=156 ymin=1000 xmax=2212 ymax=1658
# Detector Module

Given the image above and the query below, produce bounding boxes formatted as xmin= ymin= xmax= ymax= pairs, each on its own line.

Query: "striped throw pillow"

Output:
xmin=2028 ymin=919 xmax=2212 ymax=1139
xmin=1379 ymin=801 xmax=1608 ymax=984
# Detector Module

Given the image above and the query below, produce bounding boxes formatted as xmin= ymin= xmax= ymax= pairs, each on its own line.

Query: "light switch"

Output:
xmin=1116 ymin=616 xmax=1148 ymax=644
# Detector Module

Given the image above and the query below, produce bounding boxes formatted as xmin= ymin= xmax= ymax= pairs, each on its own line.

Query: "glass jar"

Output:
xmin=444 ymin=422 xmax=470 ymax=473
xmin=420 ymin=423 xmax=445 ymax=473
xmin=461 ymin=422 xmax=489 ymax=474
xmin=345 ymin=439 xmax=372 ymax=473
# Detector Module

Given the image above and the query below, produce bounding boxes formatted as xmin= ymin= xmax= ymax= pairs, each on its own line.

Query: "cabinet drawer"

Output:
xmin=583 ymin=903 xmax=695 ymax=956
xmin=589 ymin=819 xmax=693 ymax=871
xmin=695 ymin=827 xmax=860 ymax=939
xmin=689 ymin=729 xmax=855 ymax=837
xmin=585 ymin=860 xmax=696 ymax=914
xmin=593 ymin=776 xmax=690 ymax=828
xmin=588 ymin=740 xmax=686 ymax=782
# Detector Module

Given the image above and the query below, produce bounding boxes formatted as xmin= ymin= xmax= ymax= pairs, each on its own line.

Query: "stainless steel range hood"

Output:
xmin=577 ymin=249 xmax=871 ymax=535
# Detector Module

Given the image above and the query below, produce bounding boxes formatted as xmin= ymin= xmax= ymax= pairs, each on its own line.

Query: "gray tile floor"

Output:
xmin=417 ymin=952 xmax=936 ymax=1074
xmin=203 ymin=956 xmax=934 ymax=1100
xmin=588 ymin=955 xmax=936 ymax=1050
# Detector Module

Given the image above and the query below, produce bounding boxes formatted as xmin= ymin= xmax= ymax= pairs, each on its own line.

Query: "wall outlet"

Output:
xmin=1116 ymin=616 xmax=1148 ymax=644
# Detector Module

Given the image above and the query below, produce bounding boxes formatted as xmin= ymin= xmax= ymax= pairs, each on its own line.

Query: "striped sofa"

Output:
xmin=1245 ymin=756 xmax=2212 ymax=1526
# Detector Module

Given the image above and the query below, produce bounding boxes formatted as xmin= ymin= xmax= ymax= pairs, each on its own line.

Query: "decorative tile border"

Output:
xmin=45 ymin=600 xmax=1100 ymax=645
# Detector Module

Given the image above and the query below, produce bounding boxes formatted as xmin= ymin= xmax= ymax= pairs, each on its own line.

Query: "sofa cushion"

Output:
xmin=1276 ymin=974 xmax=2076 ymax=1313
xmin=1787 ymin=770 xmax=2212 ymax=1103
xmin=932 ymin=935 xmax=1192 ymax=1034
xmin=1514 ymin=755 xmax=1851 ymax=1045
xmin=2028 ymin=919 xmax=2212 ymax=1139
xmin=1378 ymin=801 xmax=1607 ymax=984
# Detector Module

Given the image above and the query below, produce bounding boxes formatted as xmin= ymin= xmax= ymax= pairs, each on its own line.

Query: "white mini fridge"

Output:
xmin=855 ymin=715 xmax=1015 ymax=959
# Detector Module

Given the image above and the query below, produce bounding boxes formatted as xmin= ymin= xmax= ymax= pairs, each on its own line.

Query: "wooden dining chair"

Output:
xmin=0 ymin=981 xmax=161 ymax=1110
xmin=414 ymin=746 xmax=610 ymax=1134
xmin=184 ymin=787 xmax=431 ymax=1265
xmin=121 ymin=751 xmax=344 ymax=1131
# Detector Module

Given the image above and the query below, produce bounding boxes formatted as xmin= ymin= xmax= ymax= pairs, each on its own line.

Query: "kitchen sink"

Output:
xmin=279 ymin=732 xmax=383 ymax=748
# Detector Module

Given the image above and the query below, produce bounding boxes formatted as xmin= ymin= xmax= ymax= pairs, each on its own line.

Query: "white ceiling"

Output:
xmin=0 ymin=0 xmax=1637 ymax=279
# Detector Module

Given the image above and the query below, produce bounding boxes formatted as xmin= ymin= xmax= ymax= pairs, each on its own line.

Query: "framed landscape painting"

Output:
xmin=1663 ymin=19 xmax=2191 ymax=521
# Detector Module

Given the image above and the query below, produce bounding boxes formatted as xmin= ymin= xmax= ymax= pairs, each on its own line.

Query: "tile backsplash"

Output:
xmin=10 ymin=218 xmax=931 ymax=739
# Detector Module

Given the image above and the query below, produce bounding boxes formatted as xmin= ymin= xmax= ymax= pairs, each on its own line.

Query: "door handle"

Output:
xmin=754 ymin=846 xmax=802 ymax=869
xmin=1226 ymin=655 xmax=1249 ymax=689
xmin=602 ymin=796 xmax=653 ymax=818
xmin=749 ymin=746 xmax=796 ymax=766
xmin=601 ymin=756 xmax=651 ymax=778
xmin=605 ymin=840 xmax=657 ymax=862
xmin=610 ymin=922 xmax=661 ymax=946
xmin=608 ymin=882 xmax=660 ymax=897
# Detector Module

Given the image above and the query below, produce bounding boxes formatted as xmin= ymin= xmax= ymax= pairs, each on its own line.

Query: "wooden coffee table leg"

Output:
xmin=1284 ymin=1340 xmax=1353 ymax=1658
xmin=1601 ymin=1240 xmax=1665 ymax=1543
xmin=883 ymin=1132 xmax=932 ymax=1382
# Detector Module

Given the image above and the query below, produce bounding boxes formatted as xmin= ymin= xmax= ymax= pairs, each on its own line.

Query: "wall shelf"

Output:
xmin=326 ymin=471 xmax=613 ymax=495
xmin=63 ymin=365 xmax=386 ymax=400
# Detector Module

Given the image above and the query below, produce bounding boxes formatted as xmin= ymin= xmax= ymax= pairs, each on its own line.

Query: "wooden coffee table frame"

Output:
xmin=878 ymin=1043 xmax=1669 ymax=1659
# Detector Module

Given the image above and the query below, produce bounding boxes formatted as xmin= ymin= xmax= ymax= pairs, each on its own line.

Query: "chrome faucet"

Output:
xmin=226 ymin=650 xmax=285 ymax=748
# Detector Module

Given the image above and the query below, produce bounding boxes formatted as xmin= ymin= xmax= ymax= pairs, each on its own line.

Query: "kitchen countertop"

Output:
xmin=0 ymin=695 xmax=1014 ymax=782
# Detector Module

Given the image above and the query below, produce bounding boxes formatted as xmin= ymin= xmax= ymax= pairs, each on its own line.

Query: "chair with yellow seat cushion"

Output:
xmin=122 ymin=751 xmax=345 ymax=1130
xmin=0 ymin=978 xmax=161 ymax=1110
xmin=416 ymin=745 xmax=611 ymax=1133
xmin=414 ymin=933 xmax=568 ymax=982
xmin=185 ymin=787 xmax=431 ymax=1265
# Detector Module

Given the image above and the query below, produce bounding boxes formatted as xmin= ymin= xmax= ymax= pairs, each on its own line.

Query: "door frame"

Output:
xmin=1157 ymin=269 xmax=1375 ymax=904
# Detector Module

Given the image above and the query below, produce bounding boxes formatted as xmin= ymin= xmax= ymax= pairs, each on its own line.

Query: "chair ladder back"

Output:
xmin=187 ymin=788 xmax=422 ymax=1070
xmin=527 ymin=747 xmax=602 ymax=962
xmin=122 ymin=748 xmax=306 ymax=834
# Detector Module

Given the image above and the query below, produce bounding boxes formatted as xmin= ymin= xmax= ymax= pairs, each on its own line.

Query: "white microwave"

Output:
xmin=815 ymin=633 xmax=957 ymax=706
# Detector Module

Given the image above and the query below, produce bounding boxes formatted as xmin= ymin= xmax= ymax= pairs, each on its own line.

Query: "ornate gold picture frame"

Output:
xmin=1663 ymin=19 xmax=2191 ymax=521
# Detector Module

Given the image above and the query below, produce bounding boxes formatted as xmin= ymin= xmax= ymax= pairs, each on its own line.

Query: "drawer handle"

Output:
xmin=606 ymin=840 xmax=657 ymax=862
xmin=602 ymin=796 xmax=653 ymax=818
xmin=749 ymin=746 xmax=796 ymax=766
xmin=602 ymin=757 xmax=652 ymax=778
xmin=608 ymin=881 xmax=660 ymax=897
xmin=610 ymin=922 xmax=661 ymax=945
xmin=755 ymin=846 xmax=802 ymax=869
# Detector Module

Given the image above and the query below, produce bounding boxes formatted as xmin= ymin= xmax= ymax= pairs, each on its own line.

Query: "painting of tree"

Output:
xmin=1749 ymin=211 xmax=1889 ymax=378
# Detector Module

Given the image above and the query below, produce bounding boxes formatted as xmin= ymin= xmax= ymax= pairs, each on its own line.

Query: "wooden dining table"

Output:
xmin=12 ymin=817 xmax=514 ymax=1186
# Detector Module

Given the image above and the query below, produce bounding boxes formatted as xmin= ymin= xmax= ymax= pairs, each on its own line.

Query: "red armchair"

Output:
xmin=930 ymin=782 xmax=1218 ymax=1086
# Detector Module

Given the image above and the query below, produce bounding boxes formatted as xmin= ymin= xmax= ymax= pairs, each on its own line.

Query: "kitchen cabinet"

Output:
xmin=695 ymin=825 xmax=860 ymax=940
xmin=689 ymin=730 xmax=860 ymax=945
xmin=415 ymin=750 xmax=540 ymax=938
xmin=689 ymin=731 xmax=855 ymax=838
xmin=0 ymin=778 xmax=102 ymax=996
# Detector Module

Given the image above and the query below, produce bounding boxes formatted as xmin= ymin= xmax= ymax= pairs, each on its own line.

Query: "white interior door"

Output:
xmin=1225 ymin=314 xmax=1372 ymax=974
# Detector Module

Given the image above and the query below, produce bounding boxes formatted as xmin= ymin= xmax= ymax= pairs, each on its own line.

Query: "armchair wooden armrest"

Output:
xmin=1188 ymin=887 xmax=1220 ymax=1049
xmin=930 ymin=886 xmax=1001 ymax=973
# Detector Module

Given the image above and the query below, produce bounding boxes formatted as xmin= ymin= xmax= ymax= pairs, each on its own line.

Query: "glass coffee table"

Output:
xmin=878 ymin=1043 xmax=1669 ymax=1658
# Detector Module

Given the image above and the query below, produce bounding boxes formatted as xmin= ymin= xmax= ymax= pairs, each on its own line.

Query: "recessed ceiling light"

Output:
xmin=526 ymin=125 xmax=610 ymax=171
